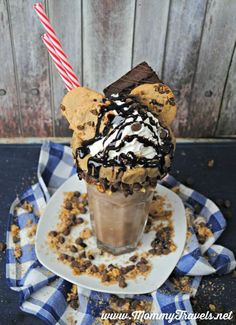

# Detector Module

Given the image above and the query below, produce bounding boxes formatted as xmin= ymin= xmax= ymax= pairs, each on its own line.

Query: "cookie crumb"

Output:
xmin=207 ymin=159 xmax=214 ymax=168
xmin=209 ymin=303 xmax=216 ymax=312
xmin=22 ymin=201 xmax=34 ymax=213
xmin=14 ymin=244 xmax=22 ymax=258
xmin=80 ymin=228 xmax=91 ymax=240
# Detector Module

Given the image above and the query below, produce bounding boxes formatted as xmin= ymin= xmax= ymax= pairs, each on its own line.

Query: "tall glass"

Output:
xmin=87 ymin=184 xmax=154 ymax=255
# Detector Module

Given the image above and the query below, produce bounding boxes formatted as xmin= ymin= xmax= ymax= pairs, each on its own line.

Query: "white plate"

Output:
xmin=35 ymin=174 xmax=186 ymax=295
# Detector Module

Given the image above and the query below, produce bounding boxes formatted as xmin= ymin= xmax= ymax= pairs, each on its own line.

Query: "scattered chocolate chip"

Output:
xmin=118 ymin=276 xmax=127 ymax=288
xmin=79 ymin=251 xmax=86 ymax=259
xmin=65 ymin=201 xmax=73 ymax=210
xmin=76 ymin=217 xmax=84 ymax=224
xmin=131 ymin=122 xmax=142 ymax=132
xmin=59 ymin=253 xmax=67 ymax=261
xmin=68 ymin=214 xmax=77 ymax=224
xmin=80 ymin=242 xmax=87 ymax=248
xmin=13 ymin=236 xmax=20 ymax=244
xmin=156 ymin=247 xmax=164 ymax=255
xmin=117 ymin=298 xmax=126 ymax=307
xmin=151 ymin=238 xmax=159 ymax=248
xmin=83 ymin=260 xmax=92 ymax=268
xmin=110 ymin=185 xmax=118 ymax=192
xmin=130 ymin=300 xmax=140 ymax=309
xmin=125 ymin=265 xmax=135 ymax=273
xmin=80 ymin=207 xmax=87 ymax=214
xmin=87 ymin=121 xmax=94 ymax=127
xmin=70 ymin=299 xmax=79 ymax=310
xmin=88 ymin=254 xmax=94 ymax=260
xmin=67 ymin=220 xmax=74 ymax=228
xmin=129 ymin=255 xmax=138 ymax=263
xmin=136 ymin=262 xmax=149 ymax=272
xmin=71 ymin=260 xmax=80 ymax=268
xmin=163 ymin=248 xmax=171 ymax=254
xmin=100 ymin=179 xmax=109 ymax=191
xmin=70 ymin=245 xmax=78 ymax=253
xmin=65 ymin=254 xmax=71 ymax=260
xmin=75 ymin=237 xmax=83 ymax=245
xmin=168 ymin=97 xmax=175 ymax=106
xmin=60 ymin=104 xmax=66 ymax=111
xmin=163 ymin=226 xmax=170 ymax=233
xmin=79 ymin=264 xmax=87 ymax=272
xmin=90 ymin=265 xmax=99 ymax=273
xmin=154 ymin=85 xmax=165 ymax=93
xmin=77 ymin=125 xmax=84 ymax=130
xmin=74 ymin=191 xmax=81 ymax=197
xmin=121 ymin=182 xmax=133 ymax=196
xmin=67 ymin=256 xmax=75 ymax=262
xmin=110 ymin=296 xmax=118 ymax=304
xmin=58 ymin=236 xmax=65 ymax=244
xmin=102 ymin=273 xmax=110 ymax=282
xmin=150 ymin=99 xmax=158 ymax=105
xmin=140 ymin=257 xmax=148 ymax=264
xmin=120 ymin=267 xmax=128 ymax=275
xmin=0 ymin=241 xmax=6 ymax=252
xmin=49 ymin=231 xmax=58 ymax=237
xmin=62 ymin=228 xmax=70 ymax=236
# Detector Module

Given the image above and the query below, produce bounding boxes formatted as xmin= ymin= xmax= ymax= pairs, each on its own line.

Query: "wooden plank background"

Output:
xmin=0 ymin=0 xmax=235 ymax=138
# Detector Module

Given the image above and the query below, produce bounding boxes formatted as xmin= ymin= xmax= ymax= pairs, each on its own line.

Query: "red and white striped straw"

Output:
xmin=42 ymin=34 xmax=73 ymax=91
xmin=34 ymin=2 xmax=80 ymax=88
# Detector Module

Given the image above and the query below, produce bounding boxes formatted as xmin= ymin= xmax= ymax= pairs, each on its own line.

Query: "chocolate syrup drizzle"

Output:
xmin=76 ymin=95 xmax=174 ymax=180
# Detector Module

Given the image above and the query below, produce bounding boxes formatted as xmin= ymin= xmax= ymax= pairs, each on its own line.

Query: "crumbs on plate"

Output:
xmin=47 ymin=191 xmax=177 ymax=288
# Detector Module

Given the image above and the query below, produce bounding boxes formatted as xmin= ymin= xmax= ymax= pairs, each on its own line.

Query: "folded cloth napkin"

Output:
xmin=6 ymin=141 xmax=235 ymax=325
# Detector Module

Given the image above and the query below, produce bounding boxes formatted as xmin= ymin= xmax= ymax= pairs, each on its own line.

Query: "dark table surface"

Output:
xmin=0 ymin=142 xmax=236 ymax=325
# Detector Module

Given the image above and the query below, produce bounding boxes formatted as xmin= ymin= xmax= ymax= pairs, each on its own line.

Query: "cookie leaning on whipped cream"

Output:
xmin=61 ymin=80 xmax=177 ymax=196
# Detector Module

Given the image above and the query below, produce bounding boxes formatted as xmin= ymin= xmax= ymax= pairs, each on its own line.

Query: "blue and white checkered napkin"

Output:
xmin=6 ymin=141 xmax=235 ymax=325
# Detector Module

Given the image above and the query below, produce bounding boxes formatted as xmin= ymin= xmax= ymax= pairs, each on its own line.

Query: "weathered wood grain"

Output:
xmin=187 ymin=0 xmax=236 ymax=137
xmin=8 ymin=0 xmax=52 ymax=137
xmin=47 ymin=0 xmax=82 ymax=137
xmin=0 ymin=0 xmax=20 ymax=137
xmin=83 ymin=0 xmax=135 ymax=92
xmin=132 ymin=0 xmax=169 ymax=77
xmin=0 ymin=0 xmax=236 ymax=139
xmin=163 ymin=0 xmax=207 ymax=137
xmin=216 ymin=43 xmax=236 ymax=136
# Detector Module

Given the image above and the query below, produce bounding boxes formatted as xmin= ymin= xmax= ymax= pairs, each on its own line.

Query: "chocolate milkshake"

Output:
xmin=61 ymin=62 xmax=177 ymax=255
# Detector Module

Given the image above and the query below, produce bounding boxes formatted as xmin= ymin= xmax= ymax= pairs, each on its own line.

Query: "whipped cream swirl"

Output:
xmin=77 ymin=95 xmax=174 ymax=178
